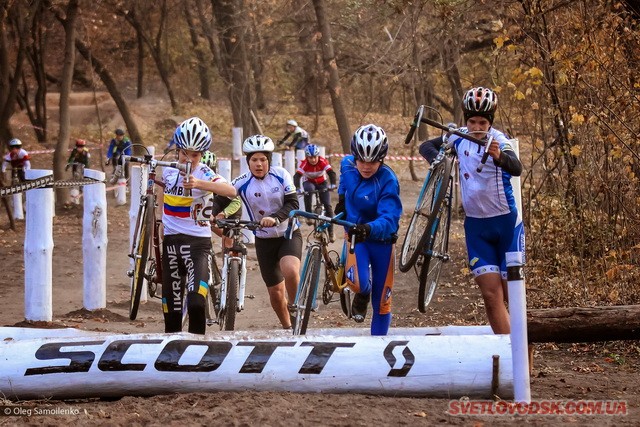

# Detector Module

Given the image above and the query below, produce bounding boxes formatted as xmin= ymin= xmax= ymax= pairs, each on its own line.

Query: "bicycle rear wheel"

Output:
xmin=399 ymin=158 xmax=452 ymax=272
xmin=293 ymin=246 xmax=322 ymax=335
xmin=417 ymin=175 xmax=453 ymax=313
xmin=129 ymin=198 xmax=154 ymax=320
xmin=221 ymin=258 xmax=239 ymax=331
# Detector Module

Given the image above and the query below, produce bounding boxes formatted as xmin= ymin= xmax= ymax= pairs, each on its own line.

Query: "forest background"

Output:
xmin=0 ymin=0 xmax=639 ymax=312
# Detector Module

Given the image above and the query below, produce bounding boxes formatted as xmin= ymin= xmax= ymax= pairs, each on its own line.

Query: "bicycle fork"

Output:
xmin=220 ymin=254 xmax=246 ymax=313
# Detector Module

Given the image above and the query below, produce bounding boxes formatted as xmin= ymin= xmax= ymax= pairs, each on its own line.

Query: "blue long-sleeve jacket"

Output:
xmin=338 ymin=155 xmax=402 ymax=242
xmin=106 ymin=137 xmax=132 ymax=159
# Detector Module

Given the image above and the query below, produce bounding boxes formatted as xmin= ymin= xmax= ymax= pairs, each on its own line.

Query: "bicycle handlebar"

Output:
xmin=123 ymin=154 xmax=189 ymax=173
xmin=405 ymin=105 xmax=494 ymax=171
xmin=286 ymin=209 xmax=357 ymax=253
xmin=297 ymin=188 xmax=336 ymax=196
xmin=214 ymin=218 xmax=262 ymax=232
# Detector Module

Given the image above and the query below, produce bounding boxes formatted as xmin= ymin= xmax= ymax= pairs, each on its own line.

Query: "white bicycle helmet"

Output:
xmin=242 ymin=134 xmax=275 ymax=154
xmin=462 ymin=87 xmax=498 ymax=123
xmin=174 ymin=117 xmax=212 ymax=152
xmin=350 ymin=124 xmax=388 ymax=162
xmin=286 ymin=119 xmax=298 ymax=127
xmin=8 ymin=138 xmax=22 ymax=147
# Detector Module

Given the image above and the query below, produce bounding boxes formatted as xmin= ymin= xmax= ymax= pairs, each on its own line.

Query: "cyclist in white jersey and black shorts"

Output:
xmin=159 ymin=117 xmax=237 ymax=335
xmin=231 ymin=134 xmax=302 ymax=329
xmin=419 ymin=87 xmax=524 ymax=334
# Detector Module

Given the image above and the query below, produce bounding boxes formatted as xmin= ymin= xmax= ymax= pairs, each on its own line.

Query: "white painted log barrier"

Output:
xmin=0 ymin=328 xmax=513 ymax=400
xmin=507 ymin=138 xmax=530 ymax=403
xmin=218 ymin=159 xmax=232 ymax=182
xmin=24 ymin=170 xmax=54 ymax=322
xmin=12 ymin=192 xmax=24 ymax=220
xmin=82 ymin=169 xmax=108 ymax=310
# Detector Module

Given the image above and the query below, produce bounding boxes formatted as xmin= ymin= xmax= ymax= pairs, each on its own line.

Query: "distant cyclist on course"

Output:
xmin=277 ymin=119 xmax=309 ymax=151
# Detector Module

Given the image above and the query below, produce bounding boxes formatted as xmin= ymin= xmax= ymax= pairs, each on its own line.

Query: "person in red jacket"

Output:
xmin=293 ymin=144 xmax=337 ymax=241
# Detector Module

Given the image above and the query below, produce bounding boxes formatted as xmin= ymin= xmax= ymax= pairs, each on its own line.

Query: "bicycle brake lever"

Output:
xmin=476 ymin=135 xmax=494 ymax=173
xmin=184 ymin=161 xmax=192 ymax=197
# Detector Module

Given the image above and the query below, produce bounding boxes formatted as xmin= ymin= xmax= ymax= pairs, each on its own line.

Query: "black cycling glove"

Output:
xmin=335 ymin=195 xmax=346 ymax=217
xmin=348 ymin=224 xmax=371 ymax=243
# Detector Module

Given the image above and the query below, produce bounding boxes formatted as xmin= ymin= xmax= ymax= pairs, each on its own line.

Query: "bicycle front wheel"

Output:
xmin=222 ymin=258 xmax=239 ymax=331
xmin=129 ymin=198 xmax=154 ymax=320
xmin=293 ymin=246 xmax=322 ymax=335
xmin=399 ymin=158 xmax=452 ymax=272
xmin=418 ymin=175 xmax=453 ymax=313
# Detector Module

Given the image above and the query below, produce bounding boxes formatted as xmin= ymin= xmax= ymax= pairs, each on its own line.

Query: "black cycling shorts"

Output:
xmin=254 ymin=230 xmax=302 ymax=287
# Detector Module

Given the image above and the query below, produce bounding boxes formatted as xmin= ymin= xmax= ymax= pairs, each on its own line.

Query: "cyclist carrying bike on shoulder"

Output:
xmin=418 ymin=86 xmax=523 ymax=335
xmin=66 ymin=139 xmax=91 ymax=177
xmin=231 ymin=134 xmax=302 ymax=330
xmin=293 ymin=144 xmax=337 ymax=241
xmin=159 ymin=117 xmax=237 ymax=335
xmin=2 ymin=138 xmax=31 ymax=183
xmin=336 ymin=124 xmax=402 ymax=336
xmin=276 ymin=119 xmax=309 ymax=151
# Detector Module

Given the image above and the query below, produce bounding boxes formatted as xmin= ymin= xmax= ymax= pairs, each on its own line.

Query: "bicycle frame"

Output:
xmin=299 ymin=188 xmax=334 ymax=217
xmin=286 ymin=210 xmax=355 ymax=335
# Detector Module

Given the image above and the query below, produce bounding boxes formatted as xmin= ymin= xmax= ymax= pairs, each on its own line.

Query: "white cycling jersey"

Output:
xmin=161 ymin=163 xmax=227 ymax=237
xmin=232 ymin=166 xmax=296 ymax=239
xmin=451 ymin=127 xmax=518 ymax=219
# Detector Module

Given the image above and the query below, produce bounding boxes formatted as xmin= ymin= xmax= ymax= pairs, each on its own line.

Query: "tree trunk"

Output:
xmin=184 ymin=0 xmax=210 ymax=100
xmin=74 ymin=39 xmax=143 ymax=147
xmin=54 ymin=0 xmax=78 ymax=208
xmin=441 ymin=37 xmax=463 ymax=125
xmin=527 ymin=305 xmax=640 ymax=343
xmin=212 ymin=0 xmax=252 ymax=136
xmin=293 ymin=0 xmax=320 ymax=116
xmin=136 ymin=26 xmax=144 ymax=98
xmin=312 ymin=0 xmax=350 ymax=152
xmin=247 ymin=2 xmax=265 ymax=110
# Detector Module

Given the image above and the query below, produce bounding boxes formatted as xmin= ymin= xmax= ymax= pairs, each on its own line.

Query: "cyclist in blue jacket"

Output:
xmin=419 ymin=87 xmax=523 ymax=334
xmin=335 ymin=124 xmax=402 ymax=336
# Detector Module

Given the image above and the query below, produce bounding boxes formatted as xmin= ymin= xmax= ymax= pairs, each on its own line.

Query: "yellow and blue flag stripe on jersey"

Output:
xmin=163 ymin=194 xmax=192 ymax=218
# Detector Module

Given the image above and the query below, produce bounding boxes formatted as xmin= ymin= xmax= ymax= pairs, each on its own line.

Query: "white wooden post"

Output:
xmin=232 ymin=128 xmax=243 ymax=161
xmin=114 ymin=177 xmax=127 ymax=206
xmin=129 ymin=165 xmax=149 ymax=302
xmin=318 ymin=146 xmax=326 ymax=158
xmin=218 ymin=159 xmax=232 ymax=182
xmin=82 ymin=169 xmax=108 ymax=310
xmin=507 ymin=138 xmax=530 ymax=403
xmin=238 ymin=159 xmax=254 ymax=244
xmin=12 ymin=193 xmax=23 ymax=220
xmin=24 ymin=169 xmax=54 ymax=321
xmin=283 ymin=150 xmax=296 ymax=177
xmin=295 ymin=150 xmax=305 ymax=210
xmin=271 ymin=152 xmax=283 ymax=168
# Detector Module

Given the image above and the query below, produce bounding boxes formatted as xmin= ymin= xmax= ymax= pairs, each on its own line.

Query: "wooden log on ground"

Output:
xmin=528 ymin=305 xmax=640 ymax=343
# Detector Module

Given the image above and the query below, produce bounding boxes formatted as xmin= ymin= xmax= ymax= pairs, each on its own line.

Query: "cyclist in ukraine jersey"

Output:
xmin=232 ymin=134 xmax=302 ymax=329
xmin=419 ymin=87 xmax=523 ymax=334
xmin=159 ymin=117 xmax=236 ymax=335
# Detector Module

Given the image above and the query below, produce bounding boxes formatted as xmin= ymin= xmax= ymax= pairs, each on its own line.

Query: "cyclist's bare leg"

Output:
xmin=476 ymin=273 xmax=510 ymax=334
xmin=279 ymin=254 xmax=300 ymax=303
xmin=267 ymin=282 xmax=292 ymax=329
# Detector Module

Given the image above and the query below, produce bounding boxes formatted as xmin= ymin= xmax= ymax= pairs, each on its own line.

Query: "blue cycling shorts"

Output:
xmin=464 ymin=210 xmax=525 ymax=279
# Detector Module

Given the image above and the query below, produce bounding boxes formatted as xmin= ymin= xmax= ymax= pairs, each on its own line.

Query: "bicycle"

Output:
xmin=285 ymin=209 xmax=356 ymax=335
xmin=123 ymin=149 xmax=192 ymax=320
xmin=298 ymin=187 xmax=335 ymax=216
xmin=201 ymin=218 xmax=261 ymax=331
xmin=399 ymin=105 xmax=495 ymax=312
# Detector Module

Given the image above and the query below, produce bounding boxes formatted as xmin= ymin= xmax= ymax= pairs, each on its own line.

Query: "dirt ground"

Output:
xmin=0 ymin=167 xmax=638 ymax=427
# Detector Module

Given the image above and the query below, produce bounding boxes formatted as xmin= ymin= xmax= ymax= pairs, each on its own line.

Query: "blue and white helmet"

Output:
xmin=304 ymin=144 xmax=320 ymax=157
xmin=350 ymin=124 xmax=388 ymax=162
xmin=174 ymin=117 xmax=212 ymax=152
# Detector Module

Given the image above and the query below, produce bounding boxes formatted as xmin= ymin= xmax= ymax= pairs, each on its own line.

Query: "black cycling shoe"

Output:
xmin=351 ymin=293 xmax=370 ymax=323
